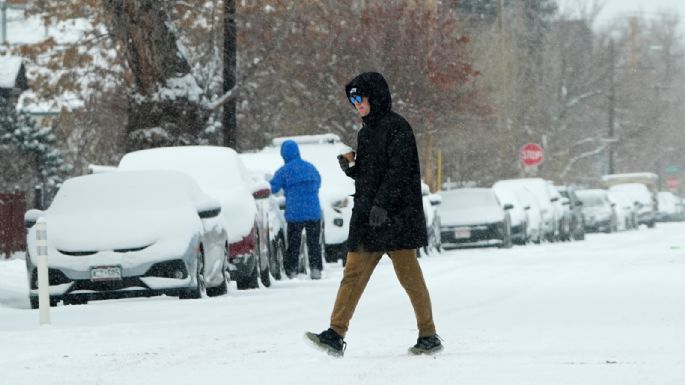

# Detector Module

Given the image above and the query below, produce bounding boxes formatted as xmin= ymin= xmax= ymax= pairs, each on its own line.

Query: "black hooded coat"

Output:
xmin=344 ymin=72 xmax=428 ymax=252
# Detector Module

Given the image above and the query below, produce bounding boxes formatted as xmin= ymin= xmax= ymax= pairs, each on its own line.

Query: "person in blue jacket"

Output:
xmin=270 ymin=140 xmax=323 ymax=279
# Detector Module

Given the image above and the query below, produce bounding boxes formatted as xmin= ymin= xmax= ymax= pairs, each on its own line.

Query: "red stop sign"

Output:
xmin=520 ymin=143 xmax=544 ymax=167
xmin=667 ymin=176 xmax=679 ymax=191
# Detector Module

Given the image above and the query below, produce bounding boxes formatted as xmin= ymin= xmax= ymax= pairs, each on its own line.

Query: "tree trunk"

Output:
xmin=102 ymin=0 xmax=208 ymax=150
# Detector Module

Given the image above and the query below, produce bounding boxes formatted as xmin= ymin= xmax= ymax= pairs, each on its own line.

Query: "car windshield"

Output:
xmin=440 ymin=190 xmax=498 ymax=210
xmin=49 ymin=171 xmax=197 ymax=214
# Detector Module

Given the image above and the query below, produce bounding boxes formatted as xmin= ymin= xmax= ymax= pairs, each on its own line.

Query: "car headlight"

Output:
xmin=332 ymin=197 xmax=350 ymax=209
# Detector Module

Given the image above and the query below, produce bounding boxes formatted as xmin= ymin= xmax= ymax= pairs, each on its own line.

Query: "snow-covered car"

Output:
xmin=557 ymin=185 xmax=585 ymax=240
xmin=23 ymin=171 xmax=229 ymax=308
xmin=492 ymin=185 xmax=529 ymax=244
xmin=493 ymin=178 xmax=556 ymax=242
xmin=547 ymin=183 xmax=572 ymax=241
xmin=245 ymin=134 xmax=354 ymax=265
xmin=119 ymin=146 xmax=274 ymax=290
xmin=657 ymin=191 xmax=683 ymax=222
xmin=608 ymin=190 xmax=637 ymax=230
xmin=420 ymin=182 xmax=442 ymax=255
xmin=608 ymin=183 xmax=656 ymax=228
xmin=603 ymin=173 xmax=658 ymax=228
xmin=576 ymin=189 xmax=617 ymax=233
xmin=438 ymin=188 xmax=512 ymax=249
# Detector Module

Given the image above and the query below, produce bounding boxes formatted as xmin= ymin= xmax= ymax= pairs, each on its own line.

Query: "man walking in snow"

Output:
xmin=270 ymin=140 xmax=323 ymax=279
xmin=306 ymin=72 xmax=442 ymax=356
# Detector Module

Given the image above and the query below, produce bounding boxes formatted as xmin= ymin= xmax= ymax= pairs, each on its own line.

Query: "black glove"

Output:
xmin=368 ymin=205 xmax=388 ymax=227
xmin=337 ymin=155 xmax=350 ymax=173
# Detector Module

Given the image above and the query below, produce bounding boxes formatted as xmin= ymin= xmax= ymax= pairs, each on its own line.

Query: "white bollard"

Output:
xmin=35 ymin=219 xmax=50 ymax=325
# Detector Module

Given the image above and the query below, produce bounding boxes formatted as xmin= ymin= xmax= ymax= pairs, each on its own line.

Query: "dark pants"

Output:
xmin=286 ymin=220 xmax=323 ymax=275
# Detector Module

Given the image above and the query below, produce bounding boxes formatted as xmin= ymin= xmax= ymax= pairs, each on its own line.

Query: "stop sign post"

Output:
xmin=520 ymin=143 xmax=544 ymax=167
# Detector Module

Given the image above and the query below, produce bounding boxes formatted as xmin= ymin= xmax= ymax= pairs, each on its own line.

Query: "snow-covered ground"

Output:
xmin=1 ymin=224 xmax=685 ymax=385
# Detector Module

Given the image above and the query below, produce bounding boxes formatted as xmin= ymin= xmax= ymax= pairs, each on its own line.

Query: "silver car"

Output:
xmin=24 ymin=171 xmax=229 ymax=307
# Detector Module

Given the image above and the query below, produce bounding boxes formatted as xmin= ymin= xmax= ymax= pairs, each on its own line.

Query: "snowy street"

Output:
xmin=1 ymin=224 xmax=685 ymax=385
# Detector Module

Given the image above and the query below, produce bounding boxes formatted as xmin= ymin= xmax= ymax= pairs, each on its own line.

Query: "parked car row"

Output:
xmin=23 ymin=135 xmax=446 ymax=307
xmin=436 ymin=173 xmax=667 ymax=250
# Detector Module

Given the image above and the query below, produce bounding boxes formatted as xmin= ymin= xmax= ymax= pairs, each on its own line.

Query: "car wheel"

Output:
xmin=207 ymin=247 xmax=228 ymax=297
xmin=180 ymin=248 xmax=206 ymax=299
xmin=236 ymin=255 xmax=259 ymax=290
xmin=499 ymin=226 xmax=513 ymax=249
xmin=256 ymin=229 xmax=271 ymax=288
xmin=260 ymin=257 xmax=271 ymax=288
xmin=270 ymin=235 xmax=285 ymax=281
xmin=324 ymin=243 xmax=346 ymax=264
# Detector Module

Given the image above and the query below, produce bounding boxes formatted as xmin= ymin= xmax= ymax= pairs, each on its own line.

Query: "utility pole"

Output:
xmin=495 ymin=0 xmax=504 ymax=132
xmin=608 ymin=39 xmax=616 ymax=175
xmin=222 ymin=0 xmax=237 ymax=149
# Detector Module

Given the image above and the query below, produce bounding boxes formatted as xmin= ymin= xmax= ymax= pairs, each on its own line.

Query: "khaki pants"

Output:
xmin=329 ymin=248 xmax=436 ymax=338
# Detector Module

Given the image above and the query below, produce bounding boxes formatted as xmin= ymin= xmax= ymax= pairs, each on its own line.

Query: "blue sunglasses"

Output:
xmin=349 ymin=95 xmax=363 ymax=104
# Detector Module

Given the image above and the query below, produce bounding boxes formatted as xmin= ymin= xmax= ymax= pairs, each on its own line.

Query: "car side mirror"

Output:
xmin=550 ymin=197 xmax=559 ymax=202
xmin=524 ymin=205 xmax=531 ymax=210
xmin=198 ymin=207 xmax=221 ymax=219
xmin=24 ymin=209 xmax=44 ymax=229
xmin=503 ymin=203 xmax=514 ymax=210
xmin=429 ymin=194 xmax=442 ymax=206
xmin=253 ymin=188 xmax=271 ymax=199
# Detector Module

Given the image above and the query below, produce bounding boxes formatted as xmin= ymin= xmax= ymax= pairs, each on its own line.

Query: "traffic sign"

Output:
xmin=667 ymin=176 xmax=679 ymax=191
xmin=520 ymin=143 xmax=544 ymax=167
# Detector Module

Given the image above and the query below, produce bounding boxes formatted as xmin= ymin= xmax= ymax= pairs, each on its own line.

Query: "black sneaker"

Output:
xmin=409 ymin=334 xmax=443 ymax=355
xmin=305 ymin=328 xmax=347 ymax=357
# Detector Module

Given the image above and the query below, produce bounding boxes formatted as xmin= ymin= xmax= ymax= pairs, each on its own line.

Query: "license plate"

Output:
xmin=91 ymin=266 xmax=122 ymax=281
xmin=454 ymin=228 xmax=471 ymax=239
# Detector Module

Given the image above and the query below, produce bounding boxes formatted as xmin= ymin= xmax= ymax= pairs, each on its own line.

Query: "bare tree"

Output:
xmin=102 ymin=0 xmax=209 ymax=150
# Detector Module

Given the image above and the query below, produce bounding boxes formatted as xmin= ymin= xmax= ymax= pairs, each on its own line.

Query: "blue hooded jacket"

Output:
xmin=270 ymin=140 xmax=322 ymax=222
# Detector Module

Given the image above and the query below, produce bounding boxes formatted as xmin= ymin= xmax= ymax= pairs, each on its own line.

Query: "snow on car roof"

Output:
xmin=608 ymin=183 xmax=652 ymax=203
xmin=118 ymin=146 xmax=249 ymax=192
xmin=239 ymin=152 xmax=283 ymax=179
xmin=271 ymin=133 xmax=341 ymax=146
xmin=250 ymin=139 xmax=355 ymax=196
xmin=50 ymin=170 xmax=212 ymax=214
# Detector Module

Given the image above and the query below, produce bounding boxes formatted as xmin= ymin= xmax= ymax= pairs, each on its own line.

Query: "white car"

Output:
xmin=657 ymin=191 xmax=683 ymax=222
xmin=24 ymin=171 xmax=228 ymax=308
xmin=608 ymin=190 xmax=637 ymax=230
xmin=420 ymin=182 xmax=442 ymax=255
xmin=492 ymin=185 xmax=529 ymax=244
xmin=245 ymin=134 xmax=355 ymax=265
xmin=609 ymin=183 xmax=656 ymax=228
xmin=438 ymin=188 xmax=513 ymax=249
xmin=547 ymin=183 xmax=572 ymax=241
xmin=119 ymin=146 xmax=274 ymax=290
xmin=493 ymin=178 xmax=555 ymax=242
